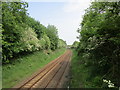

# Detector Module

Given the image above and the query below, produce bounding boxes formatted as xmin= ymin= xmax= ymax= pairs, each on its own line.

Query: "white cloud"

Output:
xmin=52 ymin=16 xmax=82 ymax=45
xmin=28 ymin=1 xmax=92 ymax=45
xmin=58 ymin=0 xmax=92 ymax=44
xmin=63 ymin=0 xmax=92 ymax=13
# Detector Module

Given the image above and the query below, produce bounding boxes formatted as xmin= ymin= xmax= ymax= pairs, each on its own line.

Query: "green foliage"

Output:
xmin=77 ymin=2 xmax=120 ymax=87
xmin=2 ymin=2 xmax=65 ymax=63
xmin=58 ymin=39 xmax=67 ymax=48
xmin=26 ymin=16 xmax=45 ymax=39
xmin=3 ymin=48 xmax=66 ymax=88
xmin=72 ymin=41 xmax=79 ymax=48
xmin=39 ymin=34 xmax=51 ymax=49
xmin=2 ymin=2 xmax=28 ymax=62
xmin=20 ymin=27 xmax=40 ymax=52
xmin=70 ymin=50 xmax=96 ymax=88
xmin=46 ymin=25 xmax=59 ymax=50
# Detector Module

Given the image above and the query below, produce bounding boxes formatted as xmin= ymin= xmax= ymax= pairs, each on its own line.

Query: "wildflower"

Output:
xmin=103 ymin=79 xmax=108 ymax=83
xmin=103 ymin=79 xmax=115 ymax=88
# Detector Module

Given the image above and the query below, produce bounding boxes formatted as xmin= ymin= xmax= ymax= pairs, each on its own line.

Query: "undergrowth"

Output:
xmin=2 ymin=48 xmax=66 ymax=88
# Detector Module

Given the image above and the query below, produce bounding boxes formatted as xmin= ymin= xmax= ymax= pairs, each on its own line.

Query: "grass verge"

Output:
xmin=70 ymin=49 xmax=118 ymax=89
xmin=2 ymin=48 xmax=66 ymax=88
xmin=70 ymin=49 xmax=97 ymax=88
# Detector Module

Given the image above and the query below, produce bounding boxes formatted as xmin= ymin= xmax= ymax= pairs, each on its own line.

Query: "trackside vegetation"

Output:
xmin=70 ymin=50 xmax=93 ymax=88
xmin=2 ymin=1 xmax=120 ymax=89
xmin=2 ymin=2 xmax=67 ymax=64
xmin=71 ymin=2 xmax=120 ymax=88
xmin=2 ymin=1 xmax=67 ymax=88
xmin=3 ymin=48 xmax=66 ymax=88
xmin=71 ymin=41 xmax=79 ymax=48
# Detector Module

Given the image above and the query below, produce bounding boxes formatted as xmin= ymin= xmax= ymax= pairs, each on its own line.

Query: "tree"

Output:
xmin=46 ymin=25 xmax=59 ymax=50
xmin=58 ymin=39 xmax=67 ymax=48
xmin=2 ymin=2 xmax=28 ymax=62
xmin=77 ymin=2 xmax=120 ymax=87
xmin=72 ymin=41 xmax=79 ymax=48
xmin=26 ymin=16 xmax=45 ymax=39
xmin=2 ymin=2 xmax=66 ymax=64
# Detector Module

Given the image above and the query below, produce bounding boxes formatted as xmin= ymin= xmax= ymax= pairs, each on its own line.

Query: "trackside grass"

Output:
xmin=2 ymin=48 xmax=66 ymax=88
xmin=70 ymin=49 xmax=119 ymax=90
xmin=70 ymin=49 xmax=93 ymax=88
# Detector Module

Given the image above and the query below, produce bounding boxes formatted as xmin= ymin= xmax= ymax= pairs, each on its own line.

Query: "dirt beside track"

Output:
xmin=14 ymin=49 xmax=72 ymax=89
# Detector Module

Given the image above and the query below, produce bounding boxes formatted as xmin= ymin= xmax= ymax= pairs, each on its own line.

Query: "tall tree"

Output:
xmin=2 ymin=2 xmax=28 ymax=61
xmin=77 ymin=2 xmax=120 ymax=87
xmin=46 ymin=25 xmax=59 ymax=50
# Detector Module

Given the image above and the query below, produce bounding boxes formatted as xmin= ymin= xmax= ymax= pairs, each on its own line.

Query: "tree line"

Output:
xmin=2 ymin=2 xmax=66 ymax=64
xmin=74 ymin=2 xmax=120 ymax=87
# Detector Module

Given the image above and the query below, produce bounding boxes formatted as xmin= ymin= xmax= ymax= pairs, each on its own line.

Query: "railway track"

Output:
xmin=14 ymin=50 xmax=72 ymax=89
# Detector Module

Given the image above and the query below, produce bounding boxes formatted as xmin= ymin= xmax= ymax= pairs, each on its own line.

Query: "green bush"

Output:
xmin=20 ymin=27 xmax=41 ymax=52
xmin=2 ymin=2 xmax=66 ymax=63
xmin=77 ymin=2 xmax=120 ymax=87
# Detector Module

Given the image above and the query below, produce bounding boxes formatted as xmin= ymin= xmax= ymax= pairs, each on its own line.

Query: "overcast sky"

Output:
xmin=27 ymin=0 xmax=91 ymax=45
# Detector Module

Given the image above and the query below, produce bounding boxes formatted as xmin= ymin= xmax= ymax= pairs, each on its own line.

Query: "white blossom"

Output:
xmin=103 ymin=79 xmax=115 ymax=88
